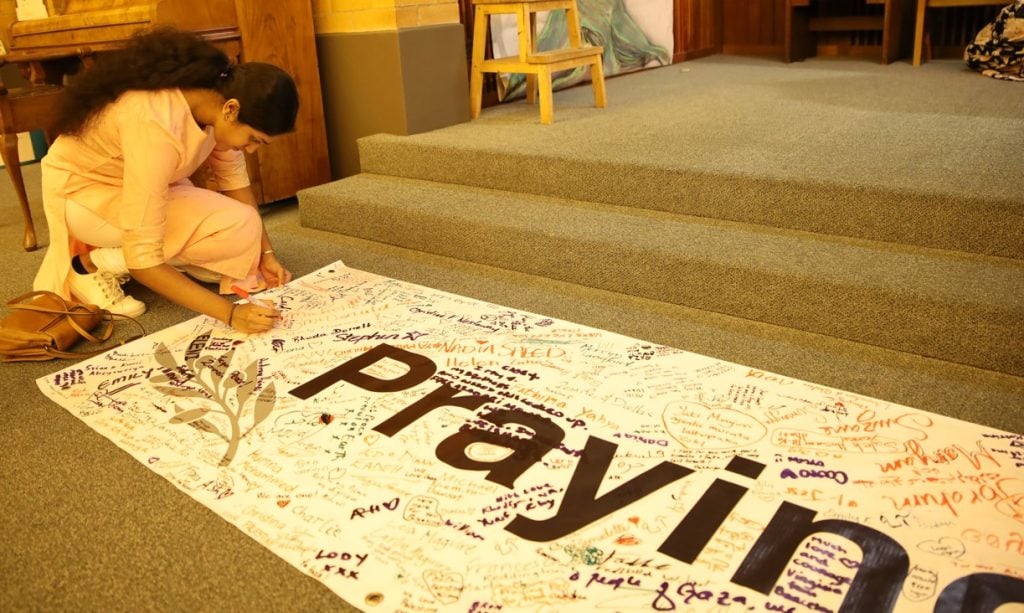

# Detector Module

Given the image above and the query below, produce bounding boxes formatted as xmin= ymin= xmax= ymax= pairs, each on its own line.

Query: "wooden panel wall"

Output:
xmin=674 ymin=0 xmax=722 ymax=61
xmin=722 ymin=0 xmax=784 ymax=54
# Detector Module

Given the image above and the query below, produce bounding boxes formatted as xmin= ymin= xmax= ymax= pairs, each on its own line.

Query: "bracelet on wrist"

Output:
xmin=227 ymin=303 xmax=238 ymax=326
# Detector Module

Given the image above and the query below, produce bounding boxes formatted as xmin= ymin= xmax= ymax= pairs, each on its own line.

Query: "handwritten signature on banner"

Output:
xmin=38 ymin=263 xmax=1024 ymax=612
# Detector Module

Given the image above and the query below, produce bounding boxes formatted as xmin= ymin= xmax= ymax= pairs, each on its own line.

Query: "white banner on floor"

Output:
xmin=39 ymin=263 xmax=1023 ymax=612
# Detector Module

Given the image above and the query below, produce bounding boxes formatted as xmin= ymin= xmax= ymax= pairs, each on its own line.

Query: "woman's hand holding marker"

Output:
xmin=228 ymin=285 xmax=280 ymax=333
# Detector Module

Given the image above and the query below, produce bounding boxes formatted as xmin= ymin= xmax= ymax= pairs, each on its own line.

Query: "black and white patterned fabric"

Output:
xmin=965 ymin=1 xmax=1024 ymax=81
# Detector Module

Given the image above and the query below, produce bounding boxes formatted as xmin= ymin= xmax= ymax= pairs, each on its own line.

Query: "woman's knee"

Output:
xmin=221 ymin=202 xmax=261 ymax=239
xmin=165 ymin=189 xmax=262 ymax=260
xmin=203 ymin=203 xmax=261 ymax=256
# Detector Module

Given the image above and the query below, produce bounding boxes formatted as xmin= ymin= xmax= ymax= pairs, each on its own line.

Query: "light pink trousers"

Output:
xmin=35 ymin=173 xmax=263 ymax=300
xmin=65 ymin=183 xmax=262 ymax=272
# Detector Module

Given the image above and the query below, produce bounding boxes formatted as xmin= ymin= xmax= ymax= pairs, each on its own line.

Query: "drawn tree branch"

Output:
xmin=149 ymin=331 xmax=277 ymax=466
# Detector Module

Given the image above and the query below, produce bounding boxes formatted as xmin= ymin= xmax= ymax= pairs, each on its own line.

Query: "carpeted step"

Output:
xmin=358 ymin=134 xmax=1023 ymax=261
xmin=273 ymin=225 xmax=1024 ymax=434
xmin=355 ymin=56 xmax=1023 ymax=260
xmin=298 ymin=173 xmax=1024 ymax=378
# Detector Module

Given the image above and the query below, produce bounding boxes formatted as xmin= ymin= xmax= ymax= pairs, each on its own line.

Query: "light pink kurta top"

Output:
xmin=35 ymin=88 xmax=251 ymax=298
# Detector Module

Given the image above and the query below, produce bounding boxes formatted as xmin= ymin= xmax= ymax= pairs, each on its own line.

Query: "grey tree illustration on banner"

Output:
xmin=149 ymin=330 xmax=277 ymax=466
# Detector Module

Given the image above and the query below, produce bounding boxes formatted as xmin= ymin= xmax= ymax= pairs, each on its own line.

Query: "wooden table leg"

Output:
xmin=1 ymin=131 xmax=38 ymax=251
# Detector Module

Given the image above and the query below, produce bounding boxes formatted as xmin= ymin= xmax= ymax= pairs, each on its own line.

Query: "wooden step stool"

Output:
xmin=469 ymin=0 xmax=607 ymax=124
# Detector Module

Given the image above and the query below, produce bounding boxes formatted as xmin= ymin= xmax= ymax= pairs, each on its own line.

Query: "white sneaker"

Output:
xmin=89 ymin=247 xmax=130 ymax=278
xmin=69 ymin=270 xmax=146 ymax=318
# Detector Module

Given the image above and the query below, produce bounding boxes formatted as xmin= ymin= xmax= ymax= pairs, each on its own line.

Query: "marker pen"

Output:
xmin=231 ymin=285 xmax=275 ymax=309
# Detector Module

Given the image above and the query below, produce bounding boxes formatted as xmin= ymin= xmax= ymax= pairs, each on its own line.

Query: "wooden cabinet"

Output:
xmin=233 ymin=0 xmax=330 ymax=203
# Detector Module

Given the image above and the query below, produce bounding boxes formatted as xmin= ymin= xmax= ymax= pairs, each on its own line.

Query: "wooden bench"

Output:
xmin=785 ymin=0 xmax=915 ymax=64
xmin=912 ymin=0 xmax=1007 ymax=65
xmin=469 ymin=0 xmax=606 ymax=124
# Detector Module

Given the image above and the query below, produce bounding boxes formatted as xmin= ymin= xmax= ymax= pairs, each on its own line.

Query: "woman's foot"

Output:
xmin=70 ymin=249 xmax=146 ymax=317
xmin=69 ymin=270 xmax=147 ymax=317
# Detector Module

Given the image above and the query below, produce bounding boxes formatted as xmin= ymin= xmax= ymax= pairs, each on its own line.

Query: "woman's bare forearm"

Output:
xmin=130 ymin=263 xmax=234 ymax=323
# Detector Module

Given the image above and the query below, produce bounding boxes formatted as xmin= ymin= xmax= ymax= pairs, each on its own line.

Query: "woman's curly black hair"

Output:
xmin=54 ymin=27 xmax=298 ymax=136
